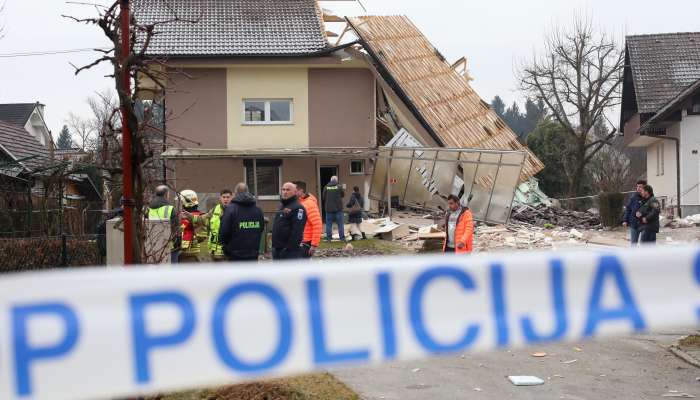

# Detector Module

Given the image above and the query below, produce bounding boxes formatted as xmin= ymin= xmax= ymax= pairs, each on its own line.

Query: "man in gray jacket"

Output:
xmin=323 ymin=176 xmax=345 ymax=242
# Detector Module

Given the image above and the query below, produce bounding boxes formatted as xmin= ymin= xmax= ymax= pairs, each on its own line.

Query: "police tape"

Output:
xmin=1 ymin=245 xmax=699 ymax=400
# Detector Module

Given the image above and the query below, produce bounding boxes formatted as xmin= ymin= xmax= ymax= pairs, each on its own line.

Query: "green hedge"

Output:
xmin=598 ymin=192 xmax=625 ymax=227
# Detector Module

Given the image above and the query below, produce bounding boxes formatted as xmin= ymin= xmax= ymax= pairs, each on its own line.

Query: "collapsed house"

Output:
xmin=140 ymin=1 xmax=543 ymax=224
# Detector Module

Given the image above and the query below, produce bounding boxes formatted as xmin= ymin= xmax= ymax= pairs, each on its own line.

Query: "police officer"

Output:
xmin=219 ymin=183 xmax=265 ymax=261
xmin=271 ymin=182 xmax=307 ymax=260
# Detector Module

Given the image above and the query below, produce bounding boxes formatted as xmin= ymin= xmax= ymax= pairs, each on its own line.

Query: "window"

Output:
xmin=690 ymin=95 xmax=700 ymax=115
xmin=244 ymin=159 xmax=282 ymax=200
xmin=243 ymin=100 xmax=292 ymax=124
xmin=656 ymin=142 xmax=665 ymax=176
xmin=350 ymin=160 xmax=365 ymax=175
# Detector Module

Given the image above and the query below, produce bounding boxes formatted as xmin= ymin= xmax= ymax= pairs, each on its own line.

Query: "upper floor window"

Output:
xmin=350 ymin=160 xmax=365 ymax=175
xmin=243 ymin=99 xmax=293 ymax=125
xmin=690 ymin=95 xmax=700 ymax=115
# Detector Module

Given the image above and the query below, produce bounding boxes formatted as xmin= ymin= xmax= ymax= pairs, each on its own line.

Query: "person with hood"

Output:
xmin=346 ymin=185 xmax=366 ymax=240
xmin=636 ymin=184 xmax=661 ymax=244
xmin=272 ymin=182 xmax=307 ymax=260
xmin=323 ymin=175 xmax=345 ymax=242
xmin=147 ymin=185 xmax=180 ymax=263
xmin=219 ymin=183 xmax=265 ymax=261
xmin=294 ymin=180 xmax=322 ymax=257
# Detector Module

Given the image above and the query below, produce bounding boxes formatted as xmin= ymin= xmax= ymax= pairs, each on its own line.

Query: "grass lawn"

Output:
xmin=318 ymin=237 xmax=410 ymax=254
xmin=149 ymin=373 xmax=358 ymax=400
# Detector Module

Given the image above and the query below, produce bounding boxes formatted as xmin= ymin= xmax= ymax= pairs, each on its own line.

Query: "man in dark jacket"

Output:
xmin=323 ymin=175 xmax=345 ymax=242
xmin=622 ymin=180 xmax=646 ymax=245
xmin=636 ymin=184 xmax=660 ymax=244
xmin=219 ymin=183 xmax=265 ymax=261
xmin=272 ymin=182 xmax=307 ymax=260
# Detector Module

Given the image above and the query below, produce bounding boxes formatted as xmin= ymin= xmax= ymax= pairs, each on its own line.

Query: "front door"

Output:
xmin=320 ymin=166 xmax=339 ymax=217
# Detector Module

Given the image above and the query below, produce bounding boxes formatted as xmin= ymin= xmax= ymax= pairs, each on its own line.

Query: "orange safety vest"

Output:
xmin=443 ymin=208 xmax=474 ymax=254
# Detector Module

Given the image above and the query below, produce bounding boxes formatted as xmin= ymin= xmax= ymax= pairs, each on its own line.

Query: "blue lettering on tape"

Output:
xmin=409 ymin=266 xmax=480 ymax=353
xmin=583 ymin=256 xmax=646 ymax=336
xmin=490 ymin=264 xmax=509 ymax=347
xmin=307 ymin=278 xmax=370 ymax=365
xmin=520 ymin=259 xmax=568 ymax=343
xmin=377 ymin=272 xmax=397 ymax=359
xmin=130 ymin=291 xmax=196 ymax=383
xmin=212 ymin=282 xmax=292 ymax=373
xmin=694 ymin=251 xmax=700 ymax=321
xmin=12 ymin=302 xmax=80 ymax=396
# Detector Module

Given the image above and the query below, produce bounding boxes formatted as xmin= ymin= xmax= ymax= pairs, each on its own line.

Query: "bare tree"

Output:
xmin=519 ymin=16 xmax=624 ymax=197
xmin=64 ymin=2 xmax=194 ymax=263
xmin=66 ymin=112 xmax=96 ymax=151
xmin=590 ymin=137 xmax=631 ymax=193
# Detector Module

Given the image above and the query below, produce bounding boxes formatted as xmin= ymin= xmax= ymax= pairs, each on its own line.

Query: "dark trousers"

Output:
xmin=325 ymin=211 xmax=345 ymax=241
xmin=640 ymin=230 xmax=657 ymax=244
xmin=444 ymin=246 xmax=455 ymax=253
xmin=272 ymin=248 xmax=302 ymax=260
xmin=227 ymin=256 xmax=258 ymax=262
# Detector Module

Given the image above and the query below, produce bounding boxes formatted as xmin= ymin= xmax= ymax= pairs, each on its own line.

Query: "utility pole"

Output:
xmin=119 ymin=0 xmax=134 ymax=264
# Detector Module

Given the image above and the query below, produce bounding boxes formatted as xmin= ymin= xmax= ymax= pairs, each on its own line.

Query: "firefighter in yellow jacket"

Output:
xmin=205 ymin=189 xmax=233 ymax=261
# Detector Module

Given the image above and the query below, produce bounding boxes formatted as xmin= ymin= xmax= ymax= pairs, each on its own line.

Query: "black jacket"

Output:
xmin=272 ymin=195 xmax=307 ymax=251
xmin=638 ymin=195 xmax=661 ymax=233
xmin=323 ymin=184 xmax=345 ymax=213
xmin=622 ymin=193 xmax=643 ymax=228
xmin=346 ymin=192 xmax=364 ymax=223
xmin=219 ymin=192 xmax=265 ymax=259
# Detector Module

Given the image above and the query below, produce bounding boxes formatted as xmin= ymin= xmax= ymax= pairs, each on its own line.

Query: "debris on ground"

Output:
xmin=667 ymin=214 xmax=700 ymax=229
xmin=531 ymin=352 xmax=548 ymax=357
xmin=507 ymin=376 xmax=545 ymax=386
xmin=511 ymin=204 xmax=601 ymax=229
xmin=662 ymin=391 xmax=696 ymax=398
xmin=561 ymin=359 xmax=578 ymax=364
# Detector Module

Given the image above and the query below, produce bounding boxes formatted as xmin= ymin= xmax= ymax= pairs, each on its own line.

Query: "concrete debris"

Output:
xmin=666 ymin=214 xmax=700 ymax=229
xmin=511 ymin=205 xmax=601 ymax=229
xmin=375 ymin=222 xmax=410 ymax=241
xmin=531 ymin=352 xmax=548 ymax=357
xmin=561 ymin=359 xmax=578 ymax=364
xmin=513 ymin=178 xmax=553 ymax=208
xmin=507 ymin=376 xmax=545 ymax=386
xmin=662 ymin=391 xmax=696 ymax=398
xmin=315 ymin=248 xmax=386 ymax=258
xmin=411 ymin=368 xmax=421 ymax=373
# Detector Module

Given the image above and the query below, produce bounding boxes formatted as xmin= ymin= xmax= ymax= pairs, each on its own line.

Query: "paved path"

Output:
xmin=334 ymin=331 xmax=699 ymax=399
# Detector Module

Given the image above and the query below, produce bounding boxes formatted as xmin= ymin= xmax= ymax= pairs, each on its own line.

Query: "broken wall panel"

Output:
xmin=371 ymin=147 xmax=527 ymax=224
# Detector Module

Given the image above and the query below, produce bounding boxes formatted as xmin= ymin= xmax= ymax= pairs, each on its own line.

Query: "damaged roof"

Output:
xmin=626 ymin=32 xmax=700 ymax=113
xmin=348 ymin=15 xmax=543 ymax=180
xmin=134 ymin=0 xmax=329 ymax=57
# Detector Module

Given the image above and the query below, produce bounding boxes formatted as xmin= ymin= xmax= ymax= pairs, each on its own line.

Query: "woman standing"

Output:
xmin=347 ymin=186 xmax=366 ymax=240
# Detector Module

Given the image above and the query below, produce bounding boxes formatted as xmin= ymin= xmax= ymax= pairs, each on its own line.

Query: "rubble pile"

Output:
xmin=315 ymin=248 xmax=387 ymax=258
xmin=665 ymin=214 xmax=700 ymax=229
xmin=475 ymin=225 xmax=587 ymax=251
xmin=510 ymin=205 xmax=601 ymax=229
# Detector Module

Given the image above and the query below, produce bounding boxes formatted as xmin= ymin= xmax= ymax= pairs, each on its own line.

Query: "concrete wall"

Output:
xmin=308 ymin=69 xmax=375 ymax=148
xmin=166 ymin=68 xmax=228 ymax=149
xmin=646 ymin=123 xmax=678 ymax=209
xmin=172 ymin=158 xmax=244 ymax=193
xmin=680 ymin=114 xmax=700 ymax=206
xmin=227 ymin=68 xmax=309 ymax=149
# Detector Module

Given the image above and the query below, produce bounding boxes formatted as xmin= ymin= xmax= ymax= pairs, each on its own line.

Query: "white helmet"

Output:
xmin=179 ymin=189 xmax=199 ymax=207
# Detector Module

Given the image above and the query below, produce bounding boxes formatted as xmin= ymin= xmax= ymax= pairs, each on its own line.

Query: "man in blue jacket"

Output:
xmin=622 ymin=180 xmax=646 ymax=245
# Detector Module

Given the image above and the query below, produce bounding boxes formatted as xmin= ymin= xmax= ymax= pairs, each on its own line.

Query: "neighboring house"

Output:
xmin=0 ymin=102 xmax=54 ymax=150
xmin=621 ymin=32 xmax=700 ymax=216
xmin=139 ymin=0 xmax=542 ymax=215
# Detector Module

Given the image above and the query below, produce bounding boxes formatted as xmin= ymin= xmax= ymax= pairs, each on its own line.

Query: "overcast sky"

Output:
xmin=0 ymin=0 xmax=698 ymax=139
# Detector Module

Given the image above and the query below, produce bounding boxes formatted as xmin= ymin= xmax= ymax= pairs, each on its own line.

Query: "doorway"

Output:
xmin=319 ymin=165 xmax=339 ymax=217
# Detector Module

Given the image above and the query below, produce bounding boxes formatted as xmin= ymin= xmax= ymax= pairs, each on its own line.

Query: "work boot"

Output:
xmin=361 ymin=232 xmax=367 ymax=240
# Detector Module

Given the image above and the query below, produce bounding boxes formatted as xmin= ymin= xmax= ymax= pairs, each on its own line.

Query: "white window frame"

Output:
xmin=350 ymin=159 xmax=365 ymax=175
xmin=243 ymin=160 xmax=283 ymax=200
xmin=242 ymin=99 xmax=293 ymax=125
